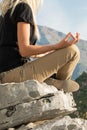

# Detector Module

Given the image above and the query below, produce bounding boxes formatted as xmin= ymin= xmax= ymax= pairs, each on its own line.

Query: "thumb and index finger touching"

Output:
xmin=65 ymin=32 xmax=80 ymax=44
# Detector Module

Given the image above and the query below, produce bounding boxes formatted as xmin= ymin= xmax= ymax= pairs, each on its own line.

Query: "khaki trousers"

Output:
xmin=0 ymin=45 xmax=80 ymax=83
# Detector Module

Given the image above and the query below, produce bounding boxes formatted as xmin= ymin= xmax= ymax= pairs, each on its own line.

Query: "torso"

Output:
xmin=0 ymin=3 xmax=37 ymax=73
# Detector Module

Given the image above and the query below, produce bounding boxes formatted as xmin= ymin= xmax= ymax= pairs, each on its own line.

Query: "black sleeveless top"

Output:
xmin=0 ymin=3 xmax=37 ymax=73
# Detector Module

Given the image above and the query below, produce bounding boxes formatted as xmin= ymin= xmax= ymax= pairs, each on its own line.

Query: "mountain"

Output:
xmin=37 ymin=26 xmax=65 ymax=45
xmin=37 ymin=25 xmax=87 ymax=79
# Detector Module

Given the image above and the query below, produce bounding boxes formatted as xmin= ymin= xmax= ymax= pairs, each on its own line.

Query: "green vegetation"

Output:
xmin=71 ymin=72 xmax=87 ymax=119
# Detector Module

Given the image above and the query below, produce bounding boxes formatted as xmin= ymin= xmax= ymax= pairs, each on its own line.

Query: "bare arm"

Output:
xmin=17 ymin=22 xmax=80 ymax=57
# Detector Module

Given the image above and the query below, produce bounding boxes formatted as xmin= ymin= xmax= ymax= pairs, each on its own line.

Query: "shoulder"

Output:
xmin=14 ymin=2 xmax=32 ymax=14
xmin=12 ymin=2 xmax=34 ymax=24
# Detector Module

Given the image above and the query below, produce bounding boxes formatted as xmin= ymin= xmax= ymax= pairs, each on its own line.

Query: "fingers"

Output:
xmin=75 ymin=32 xmax=80 ymax=42
xmin=65 ymin=32 xmax=76 ymax=45
xmin=65 ymin=32 xmax=72 ymax=41
xmin=65 ymin=32 xmax=80 ymax=44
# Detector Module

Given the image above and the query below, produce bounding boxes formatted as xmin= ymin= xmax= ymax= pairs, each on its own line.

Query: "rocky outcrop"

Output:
xmin=14 ymin=116 xmax=87 ymax=130
xmin=0 ymin=80 xmax=86 ymax=130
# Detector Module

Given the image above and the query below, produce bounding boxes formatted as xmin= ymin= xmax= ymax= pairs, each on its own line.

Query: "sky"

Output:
xmin=37 ymin=0 xmax=87 ymax=40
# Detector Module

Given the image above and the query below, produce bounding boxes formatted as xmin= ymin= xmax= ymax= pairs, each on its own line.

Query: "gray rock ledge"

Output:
xmin=0 ymin=80 xmax=76 ymax=130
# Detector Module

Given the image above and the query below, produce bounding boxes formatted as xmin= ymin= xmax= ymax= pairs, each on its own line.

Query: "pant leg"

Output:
xmin=23 ymin=44 xmax=80 ymax=82
xmin=0 ymin=44 xmax=80 ymax=83
xmin=56 ymin=45 xmax=80 ymax=80
xmin=0 ymin=65 xmax=25 ymax=83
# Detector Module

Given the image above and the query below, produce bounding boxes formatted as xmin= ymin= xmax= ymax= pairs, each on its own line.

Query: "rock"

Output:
xmin=0 ymin=80 xmax=57 ymax=109
xmin=0 ymin=80 xmax=76 ymax=130
xmin=16 ymin=116 xmax=87 ymax=130
xmin=26 ymin=122 xmax=37 ymax=129
xmin=8 ymin=128 xmax=15 ymax=130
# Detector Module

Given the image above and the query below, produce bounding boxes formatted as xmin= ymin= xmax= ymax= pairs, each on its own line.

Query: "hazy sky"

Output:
xmin=37 ymin=0 xmax=87 ymax=40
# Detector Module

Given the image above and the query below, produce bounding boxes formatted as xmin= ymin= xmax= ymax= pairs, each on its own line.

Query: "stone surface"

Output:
xmin=8 ymin=128 xmax=15 ymax=130
xmin=16 ymin=116 xmax=87 ymax=130
xmin=0 ymin=80 xmax=76 ymax=130
xmin=0 ymin=80 xmax=57 ymax=109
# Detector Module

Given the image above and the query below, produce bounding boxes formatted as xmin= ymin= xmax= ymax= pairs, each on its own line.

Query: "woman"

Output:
xmin=0 ymin=0 xmax=80 ymax=92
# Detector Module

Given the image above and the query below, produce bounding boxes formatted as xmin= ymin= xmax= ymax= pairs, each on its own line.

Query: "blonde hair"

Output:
xmin=0 ymin=0 xmax=43 ymax=39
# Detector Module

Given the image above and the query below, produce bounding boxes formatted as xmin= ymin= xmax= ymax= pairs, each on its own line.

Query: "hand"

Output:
xmin=65 ymin=32 xmax=80 ymax=45
xmin=55 ymin=32 xmax=80 ymax=50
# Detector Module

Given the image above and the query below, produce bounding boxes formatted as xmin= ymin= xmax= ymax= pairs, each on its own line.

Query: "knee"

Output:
xmin=68 ymin=44 xmax=80 ymax=62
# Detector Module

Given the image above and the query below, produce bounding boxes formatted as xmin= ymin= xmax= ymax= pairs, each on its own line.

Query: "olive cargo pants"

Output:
xmin=0 ymin=45 xmax=80 ymax=83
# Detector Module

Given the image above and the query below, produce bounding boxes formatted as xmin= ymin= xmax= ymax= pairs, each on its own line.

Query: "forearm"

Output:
xmin=19 ymin=39 xmax=71 ymax=57
xmin=19 ymin=33 xmax=80 ymax=57
xmin=19 ymin=44 xmax=56 ymax=57
xmin=31 ymin=51 xmax=54 ymax=58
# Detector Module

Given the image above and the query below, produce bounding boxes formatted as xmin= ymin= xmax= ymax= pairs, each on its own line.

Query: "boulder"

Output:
xmin=0 ymin=80 xmax=76 ymax=130
xmin=17 ymin=116 xmax=87 ymax=130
